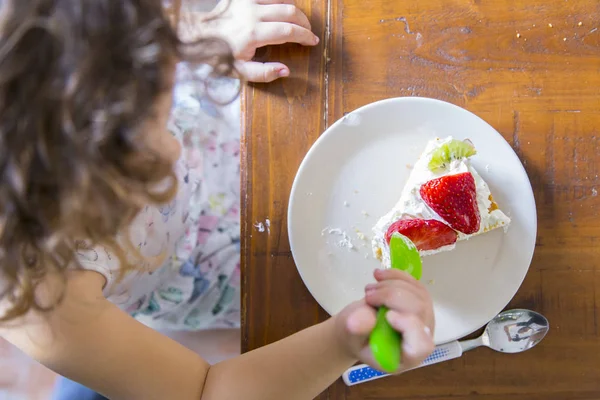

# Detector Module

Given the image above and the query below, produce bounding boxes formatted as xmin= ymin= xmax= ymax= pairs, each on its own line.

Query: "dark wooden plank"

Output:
xmin=240 ymin=0 xmax=330 ymax=352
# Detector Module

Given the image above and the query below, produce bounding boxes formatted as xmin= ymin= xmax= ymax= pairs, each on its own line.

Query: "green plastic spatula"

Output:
xmin=369 ymin=232 xmax=423 ymax=373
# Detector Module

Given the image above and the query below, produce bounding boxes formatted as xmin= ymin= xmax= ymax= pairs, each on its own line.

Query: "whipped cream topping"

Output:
xmin=372 ymin=137 xmax=511 ymax=267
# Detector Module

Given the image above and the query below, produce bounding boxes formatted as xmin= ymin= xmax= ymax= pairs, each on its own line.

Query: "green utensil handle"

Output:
xmin=370 ymin=307 xmax=402 ymax=372
xmin=368 ymin=232 xmax=423 ymax=373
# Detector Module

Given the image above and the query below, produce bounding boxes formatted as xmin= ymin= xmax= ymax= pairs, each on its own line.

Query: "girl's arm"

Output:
xmin=2 ymin=269 xmax=433 ymax=400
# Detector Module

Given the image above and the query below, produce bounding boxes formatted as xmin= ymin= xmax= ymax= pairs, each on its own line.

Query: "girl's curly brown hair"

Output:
xmin=0 ymin=0 xmax=235 ymax=321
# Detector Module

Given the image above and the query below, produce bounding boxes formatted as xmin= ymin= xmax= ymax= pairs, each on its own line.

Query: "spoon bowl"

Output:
xmin=483 ymin=309 xmax=549 ymax=353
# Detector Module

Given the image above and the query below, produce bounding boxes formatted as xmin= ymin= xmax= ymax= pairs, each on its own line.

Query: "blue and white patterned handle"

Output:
xmin=342 ymin=341 xmax=463 ymax=386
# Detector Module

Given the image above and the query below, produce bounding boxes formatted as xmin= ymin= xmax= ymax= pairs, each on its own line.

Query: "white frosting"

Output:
xmin=372 ymin=137 xmax=511 ymax=267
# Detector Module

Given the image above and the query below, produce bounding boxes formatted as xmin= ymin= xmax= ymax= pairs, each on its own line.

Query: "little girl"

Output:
xmin=0 ymin=1 xmax=436 ymax=399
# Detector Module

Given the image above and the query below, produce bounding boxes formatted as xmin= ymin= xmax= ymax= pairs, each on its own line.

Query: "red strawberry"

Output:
xmin=385 ymin=219 xmax=458 ymax=251
xmin=419 ymin=172 xmax=481 ymax=234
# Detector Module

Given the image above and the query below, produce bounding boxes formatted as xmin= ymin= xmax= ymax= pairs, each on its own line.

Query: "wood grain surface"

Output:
xmin=241 ymin=0 xmax=600 ymax=398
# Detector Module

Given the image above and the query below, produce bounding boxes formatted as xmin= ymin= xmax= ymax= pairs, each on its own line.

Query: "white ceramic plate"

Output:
xmin=288 ymin=97 xmax=537 ymax=345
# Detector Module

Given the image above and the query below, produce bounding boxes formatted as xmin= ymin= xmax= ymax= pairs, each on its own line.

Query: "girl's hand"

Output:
xmin=334 ymin=269 xmax=436 ymax=372
xmin=181 ymin=0 xmax=319 ymax=83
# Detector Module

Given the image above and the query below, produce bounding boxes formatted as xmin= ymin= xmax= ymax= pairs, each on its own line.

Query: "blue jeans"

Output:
xmin=52 ymin=377 xmax=108 ymax=400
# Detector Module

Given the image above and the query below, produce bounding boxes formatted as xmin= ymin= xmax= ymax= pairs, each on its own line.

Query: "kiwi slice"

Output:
xmin=428 ymin=139 xmax=477 ymax=172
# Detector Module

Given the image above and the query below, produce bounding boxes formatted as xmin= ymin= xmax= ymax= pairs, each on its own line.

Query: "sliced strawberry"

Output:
xmin=385 ymin=219 xmax=458 ymax=251
xmin=419 ymin=172 xmax=481 ymax=234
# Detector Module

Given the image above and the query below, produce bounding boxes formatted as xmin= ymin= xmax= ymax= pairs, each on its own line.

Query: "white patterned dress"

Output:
xmin=77 ymin=63 xmax=241 ymax=330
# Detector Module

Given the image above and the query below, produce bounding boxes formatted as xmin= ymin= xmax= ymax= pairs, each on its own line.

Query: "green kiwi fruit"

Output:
xmin=428 ymin=139 xmax=477 ymax=172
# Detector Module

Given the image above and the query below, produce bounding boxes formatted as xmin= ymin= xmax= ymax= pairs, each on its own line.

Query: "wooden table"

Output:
xmin=241 ymin=1 xmax=600 ymax=398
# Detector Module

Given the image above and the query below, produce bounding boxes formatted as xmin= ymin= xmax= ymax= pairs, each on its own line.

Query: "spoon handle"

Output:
xmin=343 ymin=341 xmax=463 ymax=386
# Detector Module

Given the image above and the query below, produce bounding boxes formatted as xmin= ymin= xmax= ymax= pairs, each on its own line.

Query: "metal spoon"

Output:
xmin=343 ymin=309 xmax=549 ymax=386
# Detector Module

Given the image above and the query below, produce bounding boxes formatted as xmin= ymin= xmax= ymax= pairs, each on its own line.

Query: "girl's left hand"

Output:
xmin=180 ymin=0 xmax=320 ymax=83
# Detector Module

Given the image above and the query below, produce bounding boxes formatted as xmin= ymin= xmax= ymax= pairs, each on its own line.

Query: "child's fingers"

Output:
xmin=256 ymin=0 xmax=296 ymax=5
xmin=374 ymin=268 xmax=419 ymax=284
xmin=386 ymin=310 xmax=435 ymax=368
xmin=252 ymin=22 xmax=319 ymax=48
xmin=239 ymin=61 xmax=289 ymax=82
xmin=258 ymin=4 xmax=312 ymax=31
xmin=364 ymin=285 xmax=428 ymax=318
xmin=344 ymin=304 xmax=377 ymax=336
xmin=365 ymin=280 xmax=428 ymax=303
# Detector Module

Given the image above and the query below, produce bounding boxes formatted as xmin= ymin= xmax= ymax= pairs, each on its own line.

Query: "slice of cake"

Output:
xmin=372 ymin=136 xmax=510 ymax=267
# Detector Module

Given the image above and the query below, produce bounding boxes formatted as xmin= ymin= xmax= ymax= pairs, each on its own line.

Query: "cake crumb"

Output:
xmin=354 ymin=190 xmax=359 ymax=194
xmin=563 ymin=37 xmax=567 ymax=41
xmin=548 ymin=23 xmax=553 ymax=28
xmin=375 ymin=247 xmax=382 ymax=260
xmin=592 ymin=188 xmax=598 ymax=197
xmin=265 ymin=219 xmax=271 ymax=234
xmin=322 ymin=228 xmax=356 ymax=250
xmin=578 ymin=21 xmax=583 ymax=26
xmin=516 ymin=33 xmax=521 ymax=38
xmin=428 ymin=279 xmax=435 ymax=285
xmin=354 ymin=228 xmax=368 ymax=241
xmin=307 ymin=192 xmax=313 ymax=196
xmin=361 ymin=210 xmax=370 ymax=217
xmin=406 ymin=164 xmax=413 ymax=169
xmin=338 ymin=235 xmax=355 ymax=250
xmin=254 ymin=222 xmax=265 ymax=232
